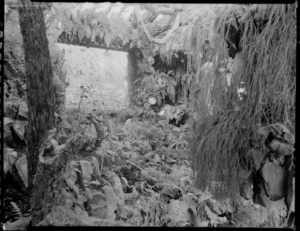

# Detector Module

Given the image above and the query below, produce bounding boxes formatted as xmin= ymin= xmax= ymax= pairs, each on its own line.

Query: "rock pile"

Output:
xmin=238 ymin=123 xmax=294 ymax=225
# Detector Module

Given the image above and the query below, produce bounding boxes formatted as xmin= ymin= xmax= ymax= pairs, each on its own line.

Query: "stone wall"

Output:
xmin=56 ymin=43 xmax=129 ymax=112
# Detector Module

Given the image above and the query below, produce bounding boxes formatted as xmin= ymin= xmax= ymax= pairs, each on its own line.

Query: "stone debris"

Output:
xmin=261 ymin=161 xmax=288 ymax=200
xmin=268 ymin=139 xmax=294 ymax=156
xmin=248 ymin=148 xmax=265 ymax=172
xmin=231 ymin=122 xmax=295 ymax=223
xmin=239 ymin=181 xmax=253 ymax=200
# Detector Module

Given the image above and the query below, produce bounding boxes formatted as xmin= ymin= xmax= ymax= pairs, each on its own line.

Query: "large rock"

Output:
xmin=257 ymin=123 xmax=295 ymax=145
xmin=240 ymin=181 xmax=253 ymax=200
xmin=268 ymin=139 xmax=294 ymax=156
xmin=261 ymin=161 xmax=288 ymax=200
xmin=248 ymin=148 xmax=265 ymax=171
xmin=253 ymin=182 xmax=272 ymax=208
xmin=238 ymin=167 xmax=251 ymax=179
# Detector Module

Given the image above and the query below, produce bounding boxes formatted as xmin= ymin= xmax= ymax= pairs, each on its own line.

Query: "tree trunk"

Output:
xmin=18 ymin=0 xmax=56 ymax=225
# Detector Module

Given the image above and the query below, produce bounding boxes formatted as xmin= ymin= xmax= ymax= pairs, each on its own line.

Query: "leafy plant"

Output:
xmin=134 ymin=69 xmax=177 ymax=108
xmin=169 ymin=133 xmax=188 ymax=150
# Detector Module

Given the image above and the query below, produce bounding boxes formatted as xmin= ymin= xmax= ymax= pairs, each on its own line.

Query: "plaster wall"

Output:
xmin=57 ymin=43 xmax=129 ymax=112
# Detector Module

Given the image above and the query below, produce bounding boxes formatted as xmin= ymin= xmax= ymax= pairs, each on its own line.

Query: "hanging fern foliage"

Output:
xmin=191 ymin=4 xmax=296 ymax=199
xmin=47 ymin=3 xmax=136 ymax=49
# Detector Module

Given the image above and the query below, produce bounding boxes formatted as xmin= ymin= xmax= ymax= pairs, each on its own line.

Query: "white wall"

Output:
xmin=57 ymin=43 xmax=129 ymax=113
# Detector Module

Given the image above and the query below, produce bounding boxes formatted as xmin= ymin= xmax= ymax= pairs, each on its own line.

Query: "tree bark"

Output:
xmin=18 ymin=0 xmax=55 ymax=189
xmin=18 ymin=0 xmax=56 ymax=225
